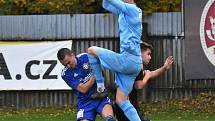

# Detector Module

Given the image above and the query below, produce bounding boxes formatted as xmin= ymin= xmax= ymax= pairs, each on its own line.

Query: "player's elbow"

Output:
xmin=77 ymin=85 xmax=88 ymax=94
xmin=135 ymin=83 xmax=143 ymax=90
xmin=79 ymin=88 xmax=88 ymax=94
xmin=134 ymin=82 xmax=144 ymax=90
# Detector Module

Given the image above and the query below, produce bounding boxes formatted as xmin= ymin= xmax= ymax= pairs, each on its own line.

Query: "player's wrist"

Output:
xmin=163 ymin=65 xmax=168 ymax=70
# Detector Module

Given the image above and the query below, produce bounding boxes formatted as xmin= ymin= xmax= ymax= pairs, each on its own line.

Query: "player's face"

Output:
xmin=61 ymin=54 xmax=76 ymax=68
xmin=141 ymin=48 xmax=152 ymax=65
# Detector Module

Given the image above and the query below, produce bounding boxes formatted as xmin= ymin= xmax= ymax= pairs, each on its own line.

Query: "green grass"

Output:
xmin=0 ymin=107 xmax=75 ymax=121
xmin=147 ymin=112 xmax=215 ymax=121
xmin=0 ymin=107 xmax=104 ymax=121
xmin=1 ymin=93 xmax=215 ymax=121
xmin=0 ymin=107 xmax=215 ymax=121
xmin=142 ymin=93 xmax=215 ymax=121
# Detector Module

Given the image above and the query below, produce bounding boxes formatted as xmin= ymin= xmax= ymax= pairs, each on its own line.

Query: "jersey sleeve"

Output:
xmin=103 ymin=0 xmax=139 ymax=16
xmin=103 ymin=0 xmax=120 ymax=15
xmin=61 ymin=72 xmax=80 ymax=89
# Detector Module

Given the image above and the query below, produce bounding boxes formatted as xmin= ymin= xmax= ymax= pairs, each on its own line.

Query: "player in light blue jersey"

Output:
xmin=87 ymin=0 xmax=143 ymax=121
xmin=57 ymin=48 xmax=116 ymax=121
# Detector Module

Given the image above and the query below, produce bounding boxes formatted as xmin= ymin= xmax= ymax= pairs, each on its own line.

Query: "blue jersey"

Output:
xmin=103 ymin=0 xmax=142 ymax=56
xmin=61 ymin=53 xmax=97 ymax=108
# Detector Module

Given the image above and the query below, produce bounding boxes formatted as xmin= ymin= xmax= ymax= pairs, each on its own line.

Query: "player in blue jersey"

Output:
xmin=87 ymin=0 xmax=143 ymax=121
xmin=57 ymin=48 xmax=116 ymax=121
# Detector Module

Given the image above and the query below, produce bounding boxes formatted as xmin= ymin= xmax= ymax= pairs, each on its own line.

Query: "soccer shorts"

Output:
xmin=77 ymin=97 xmax=112 ymax=121
xmin=97 ymin=47 xmax=142 ymax=96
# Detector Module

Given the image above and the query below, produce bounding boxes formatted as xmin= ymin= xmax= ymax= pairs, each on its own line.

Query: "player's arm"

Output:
xmin=62 ymin=74 xmax=95 ymax=94
xmin=135 ymin=65 xmax=168 ymax=89
xmin=135 ymin=70 xmax=151 ymax=89
xmin=150 ymin=56 xmax=173 ymax=78
xmin=103 ymin=0 xmax=136 ymax=15
xmin=102 ymin=0 xmax=120 ymax=14
xmin=76 ymin=76 xmax=95 ymax=93
xmin=135 ymin=56 xmax=173 ymax=89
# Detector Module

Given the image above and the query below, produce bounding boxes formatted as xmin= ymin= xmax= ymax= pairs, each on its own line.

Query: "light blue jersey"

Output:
xmin=94 ymin=0 xmax=142 ymax=95
xmin=88 ymin=1 xmax=143 ymax=120
xmin=103 ymin=0 xmax=142 ymax=56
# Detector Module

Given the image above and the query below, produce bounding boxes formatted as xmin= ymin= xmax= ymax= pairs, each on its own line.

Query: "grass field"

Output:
xmin=0 ymin=107 xmax=215 ymax=121
xmin=143 ymin=93 xmax=215 ymax=121
xmin=0 ymin=107 xmax=105 ymax=121
xmin=1 ymin=93 xmax=215 ymax=121
xmin=0 ymin=107 xmax=75 ymax=121
xmin=147 ymin=112 xmax=215 ymax=121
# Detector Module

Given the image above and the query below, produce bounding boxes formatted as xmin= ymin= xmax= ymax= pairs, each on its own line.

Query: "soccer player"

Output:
xmin=57 ymin=48 xmax=116 ymax=121
xmin=115 ymin=42 xmax=174 ymax=121
xmin=87 ymin=0 xmax=143 ymax=120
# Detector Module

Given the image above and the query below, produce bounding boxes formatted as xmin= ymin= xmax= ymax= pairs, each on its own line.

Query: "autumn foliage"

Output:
xmin=142 ymin=93 xmax=215 ymax=115
xmin=0 ymin=0 xmax=181 ymax=15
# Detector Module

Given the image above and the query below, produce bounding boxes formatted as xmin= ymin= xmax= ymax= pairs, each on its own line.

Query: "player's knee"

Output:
xmin=87 ymin=46 xmax=98 ymax=55
xmin=116 ymin=89 xmax=128 ymax=105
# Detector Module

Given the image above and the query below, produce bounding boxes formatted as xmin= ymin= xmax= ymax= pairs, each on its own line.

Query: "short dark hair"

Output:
xmin=57 ymin=48 xmax=72 ymax=61
xmin=140 ymin=42 xmax=153 ymax=51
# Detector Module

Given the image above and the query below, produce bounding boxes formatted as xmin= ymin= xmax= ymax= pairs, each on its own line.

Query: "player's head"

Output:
xmin=57 ymin=48 xmax=76 ymax=68
xmin=140 ymin=42 xmax=153 ymax=65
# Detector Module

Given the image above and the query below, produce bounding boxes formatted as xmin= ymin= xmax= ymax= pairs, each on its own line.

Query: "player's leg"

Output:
xmin=114 ymin=103 xmax=130 ymax=121
xmin=87 ymin=46 xmax=124 ymax=94
xmin=88 ymin=46 xmax=142 ymax=121
xmin=87 ymin=53 xmax=105 ymax=92
xmin=102 ymin=104 xmax=116 ymax=121
xmin=88 ymin=46 xmax=141 ymax=74
xmin=116 ymin=87 xmax=141 ymax=121
xmin=88 ymin=46 xmax=141 ymax=96
xmin=97 ymin=97 xmax=116 ymax=121
xmin=114 ymin=72 xmax=142 ymax=121
xmin=129 ymin=87 xmax=152 ymax=121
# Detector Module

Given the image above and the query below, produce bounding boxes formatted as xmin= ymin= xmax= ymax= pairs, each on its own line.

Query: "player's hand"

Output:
xmin=163 ymin=56 xmax=174 ymax=70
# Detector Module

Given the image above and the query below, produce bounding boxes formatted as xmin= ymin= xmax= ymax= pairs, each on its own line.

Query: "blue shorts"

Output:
xmin=97 ymin=47 xmax=142 ymax=96
xmin=77 ymin=97 xmax=112 ymax=121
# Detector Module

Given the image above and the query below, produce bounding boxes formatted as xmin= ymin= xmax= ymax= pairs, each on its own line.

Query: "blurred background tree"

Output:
xmin=140 ymin=0 xmax=181 ymax=16
xmin=0 ymin=0 xmax=181 ymax=15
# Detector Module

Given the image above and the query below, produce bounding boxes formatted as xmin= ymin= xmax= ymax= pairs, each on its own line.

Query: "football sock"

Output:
xmin=88 ymin=54 xmax=105 ymax=92
xmin=119 ymin=100 xmax=141 ymax=121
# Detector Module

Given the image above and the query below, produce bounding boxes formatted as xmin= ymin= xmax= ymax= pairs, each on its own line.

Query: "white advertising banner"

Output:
xmin=0 ymin=41 xmax=72 ymax=90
